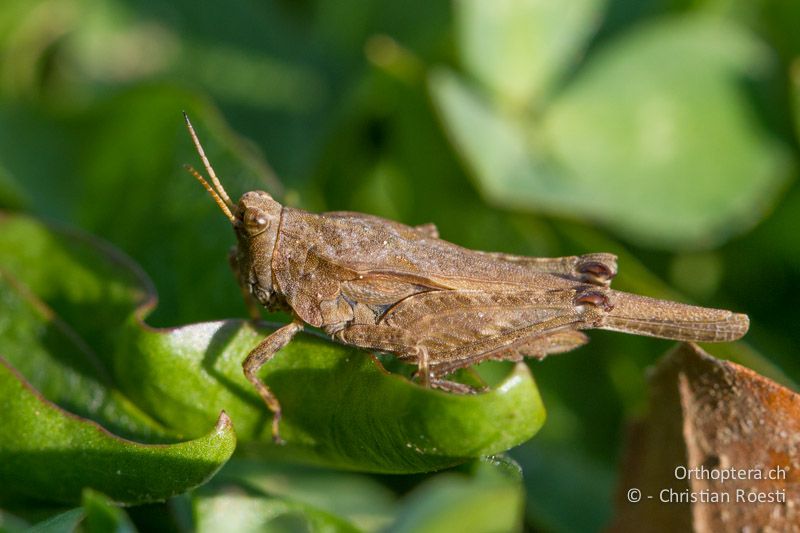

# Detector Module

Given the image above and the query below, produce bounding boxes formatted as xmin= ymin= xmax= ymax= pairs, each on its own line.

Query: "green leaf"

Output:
xmin=194 ymin=457 xmax=526 ymax=533
xmin=212 ymin=459 xmax=397 ymax=531
xmin=193 ymin=484 xmax=359 ymax=533
xmin=0 ymin=357 xmax=236 ymax=505
xmin=116 ymin=319 xmax=546 ymax=473
xmin=81 ymin=489 xmax=136 ymax=533
xmin=0 ymin=211 xmax=237 ymax=507
xmin=388 ymin=457 xmax=525 ymax=533
xmin=0 ymin=212 xmax=153 ymax=358
xmin=542 ymin=16 xmax=792 ymax=248
xmin=455 ymin=0 xmax=605 ymax=108
xmin=0 ymin=86 xmax=278 ymax=327
xmin=433 ymin=16 xmax=793 ymax=249
xmin=0 ymin=509 xmax=30 ymax=532
xmin=430 ymin=69 xmax=578 ymax=215
xmin=25 ymin=508 xmax=84 ymax=533
xmin=0 ymin=213 xmax=173 ymax=441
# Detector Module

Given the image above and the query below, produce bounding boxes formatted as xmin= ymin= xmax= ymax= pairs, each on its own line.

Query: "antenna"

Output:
xmin=183 ymin=164 xmax=236 ymax=223
xmin=182 ymin=112 xmax=236 ymax=212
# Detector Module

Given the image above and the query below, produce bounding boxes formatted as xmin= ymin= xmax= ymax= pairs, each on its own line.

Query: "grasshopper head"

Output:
xmin=237 ymin=191 xmax=282 ymax=236
xmin=183 ymin=113 xmax=284 ymax=310
xmin=232 ymin=191 xmax=282 ymax=309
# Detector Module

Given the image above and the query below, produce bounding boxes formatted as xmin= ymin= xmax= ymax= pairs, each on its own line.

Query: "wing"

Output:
xmin=374 ymin=287 xmax=749 ymax=365
xmin=276 ymin=208 xmax=616 ymax=301
xmin=272 ymin=244 xmax=449 ymax=328
xmin=428 ymin=329 xmax=590 ymax=375
xmin=380 ymin=287 xmax=590 ymax=365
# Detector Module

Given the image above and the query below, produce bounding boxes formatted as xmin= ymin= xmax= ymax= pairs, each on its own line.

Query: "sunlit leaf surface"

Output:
xmin=0 ymin=358 xmax=236 ymax=505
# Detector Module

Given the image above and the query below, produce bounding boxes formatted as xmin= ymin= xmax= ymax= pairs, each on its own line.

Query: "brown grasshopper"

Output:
xmin=182 ymin=114 xmax=749 ymax=443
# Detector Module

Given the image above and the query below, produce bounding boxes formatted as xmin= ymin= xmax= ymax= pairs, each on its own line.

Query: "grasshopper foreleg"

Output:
xmin=229 ymin=247 xmax=262 ymax=321
xmin=243 ymin=319 xmax=303 ymax=444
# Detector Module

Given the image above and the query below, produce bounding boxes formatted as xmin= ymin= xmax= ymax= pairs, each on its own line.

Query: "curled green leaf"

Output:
xmin=117 ymin=319 xmax=546 ymax=473
xmin=0 ymin=357 xmax=236 ymax=505
xmin=0 ymin=213 xmax=170 ymax=441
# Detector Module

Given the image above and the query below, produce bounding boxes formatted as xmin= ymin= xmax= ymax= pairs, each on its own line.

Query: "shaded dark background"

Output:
xmin=1 ymin=0 xmax=798 ymax=530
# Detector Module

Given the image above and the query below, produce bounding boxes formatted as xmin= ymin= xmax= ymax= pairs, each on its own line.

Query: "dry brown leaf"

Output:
xmin=609 ymin=343 xmax=800 ymax=532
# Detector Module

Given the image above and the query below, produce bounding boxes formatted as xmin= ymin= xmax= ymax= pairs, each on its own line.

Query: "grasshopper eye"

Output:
xmin=244 ymin=208 xmax=270 ymax=235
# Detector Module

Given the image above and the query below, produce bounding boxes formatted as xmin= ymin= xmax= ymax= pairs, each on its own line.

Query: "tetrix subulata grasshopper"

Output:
xmin=182 ymin=114 xmax=749 ymax=443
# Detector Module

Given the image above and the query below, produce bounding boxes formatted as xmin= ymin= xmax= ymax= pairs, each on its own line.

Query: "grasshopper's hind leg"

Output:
xmin=243 ymin=319 xmax=304 ymax=444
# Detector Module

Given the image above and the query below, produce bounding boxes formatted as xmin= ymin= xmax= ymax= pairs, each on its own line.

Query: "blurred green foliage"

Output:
xmin=1 ymin=0 xmax=798 ymax=531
